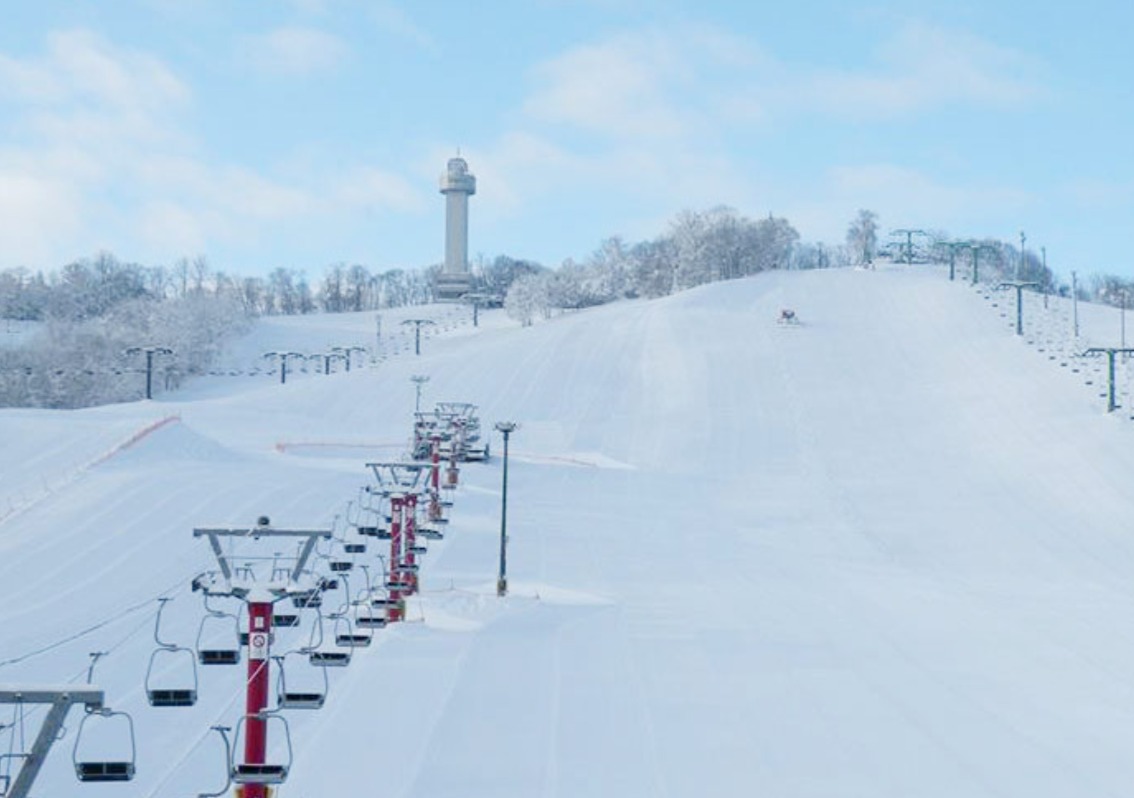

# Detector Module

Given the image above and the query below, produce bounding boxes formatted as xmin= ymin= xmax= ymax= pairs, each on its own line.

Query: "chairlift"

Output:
xmin=308 ymin=650 xmax=351 ymax=667
xmin=408 ymin=543 xmax=428 ymax=556
xmin=196 ymin=595 xmax=241 ymax=666
xmin=230 ymin=712 xmax=292 ymax=785
xmin=356 ymin=525 xmax=384 ymax=538
xmin=1 ymin=702 xmax=27 ymax=794
xmin=273 ymin=612 xmax=300 ymax=627
xmin=329 ymin=560 xmax=353 ymax=572
xmin=354 ymin=607 xmax=387 ymax=629
xmin=291 ymin=589 xmax=322 ymax=609
xmin=274 ymin=655 xmax=328 ymax=710
xmin=72 ymin=708 xmax=136 ymax=782
xmin=334 ymin=612 xmax=372 ymax=648
xmin=417 ymin=527 xmax=444 ymax=541
xmin=343 ymin=543 xmax=366 ymax=554
xmin=145 ymin=598 xmax=199 ymax=707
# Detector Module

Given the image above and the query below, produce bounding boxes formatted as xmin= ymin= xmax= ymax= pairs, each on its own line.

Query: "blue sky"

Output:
xmin=0 ymin=0 xmax=1131 ymax=282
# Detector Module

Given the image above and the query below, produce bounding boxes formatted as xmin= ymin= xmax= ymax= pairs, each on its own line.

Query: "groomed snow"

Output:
xmin=2 ymin=264 xmax=1134 ymax=797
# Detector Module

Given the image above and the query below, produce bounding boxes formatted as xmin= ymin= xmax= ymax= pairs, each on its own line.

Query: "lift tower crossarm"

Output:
xmin=365 ymin=462 xmax=429 ymax=493
xmin=193 ymin=526 xmax=332 ymax=586
xmin=0 ymin=686 xmax=104 ymax=798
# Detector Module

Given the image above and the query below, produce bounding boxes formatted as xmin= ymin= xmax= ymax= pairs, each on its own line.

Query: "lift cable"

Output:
xmin=0 ymin=578 xmax=183 ymax=671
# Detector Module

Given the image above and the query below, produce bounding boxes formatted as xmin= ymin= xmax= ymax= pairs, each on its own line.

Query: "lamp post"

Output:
xmin=1072 ymin=270 xmax=1080 ymax=338
xmin=1121 ymin=290 xmax=1128 ymax=350
xmin=124 ymin=346 xmax=173 ymax=400
xmin=402 ymin=319 xmax=436 ymax=356
xmin=494 ymin=421 xmax=517 ymax=597
xmin=1018 ymin=230 xmax=1026 ymax=281
xmin=411 ymin=375 xmax=430 ymax=413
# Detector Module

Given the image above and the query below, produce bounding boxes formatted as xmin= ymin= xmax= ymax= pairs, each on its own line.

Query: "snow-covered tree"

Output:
xmin=846 ymin=209 xmax=879 ymax=266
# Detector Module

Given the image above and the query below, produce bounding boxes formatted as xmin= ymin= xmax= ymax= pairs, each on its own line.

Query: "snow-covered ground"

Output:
xmin=3 ymin=264 xmax=1134 ymax=797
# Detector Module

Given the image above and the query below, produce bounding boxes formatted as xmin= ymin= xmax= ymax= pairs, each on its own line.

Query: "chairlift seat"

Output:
xmin=318 ymin=578 xmax=339 ymax=591
xmin=396 ymin=563 xmax=420 ymax=573
xmin=291 ymin=591 xmax=321 ymax=608
xmin=371 ymin=596 xmax=399 ymax=608
xmin=417 ymin=528 xmax=444 ymax=541
xmin=336 ymin=633 xmax=372 ymax=647
xmin=355 ymin=615 xmax=387 ymax=628
xmin=309 ymin=651 xmax=351 ymax=666
xmin=199 ymin=648 xmax=241 ymax=665
xmin=357 ymin=526 xmax=381 ymax=537
xmin=409 ymin=544 xmax=428 ymax=555
xmin=330 ymin=561 xmax=353 ymax=572
xmin=232 ymin=764 xmax=288 ymax=785
xmin=75 ymin=761 xmax=135 ymax=782
xmin=147 ymin=688 xmax=197 ymax=707
xmin=343 ymin=543 xmax=367 ymax=554
xmin=279 ymin=691 xmax=325 ymax=710
xmin=273 ymin=613 xmax=300 ymax=627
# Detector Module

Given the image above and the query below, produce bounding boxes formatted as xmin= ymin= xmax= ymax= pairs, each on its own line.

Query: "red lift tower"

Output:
xmin=365 ymin=463 xmax=431 ymax=623
xmin=193 ymin=519 xmax=331 ymax=798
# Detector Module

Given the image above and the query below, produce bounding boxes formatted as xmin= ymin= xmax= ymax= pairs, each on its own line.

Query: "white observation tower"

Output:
xmin=437 ymin=155 xmax=476 ymax=300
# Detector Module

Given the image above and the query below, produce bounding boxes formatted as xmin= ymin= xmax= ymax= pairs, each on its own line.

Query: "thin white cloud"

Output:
xmin=0 ymin=29 xmax=425 ymax=269
xmin=521 ymin=20 xmax=1043 ymax=144
xmin=0 ymin=170 xmax=83 ymax=266
xmin=369 ymin=3 xmax=438 ymax=53
xmin=242 ymin=27 xmax=349 ymax=76
xmin=799 ymin=22 xmax=1044 ymax=118
xmin=783 ymin=163 xmax=1034 ymax=247
xmin=523 ymin=28 xmax=704 ymax=140
xmin=0 ymin=30 xmax=189 ymax=117
xmin=331 ymin=167 xmax=426 ymax=213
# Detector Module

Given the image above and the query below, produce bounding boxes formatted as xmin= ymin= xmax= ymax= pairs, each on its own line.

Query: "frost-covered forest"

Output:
xmin=2 ymin=205 xmax=1129 ymax=408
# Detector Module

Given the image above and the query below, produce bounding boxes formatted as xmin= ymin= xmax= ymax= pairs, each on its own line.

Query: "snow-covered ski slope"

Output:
xmin=3 ymin=264 xmax=1134 ymax=797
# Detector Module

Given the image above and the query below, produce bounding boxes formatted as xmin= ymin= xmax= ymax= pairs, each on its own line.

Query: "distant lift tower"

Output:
xmin=437 ymin=156 xmax=476 ymax=301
